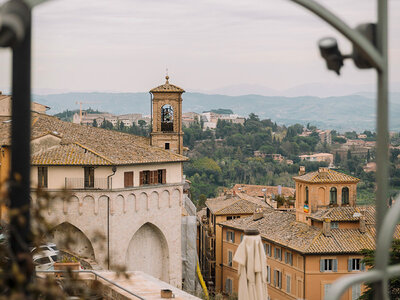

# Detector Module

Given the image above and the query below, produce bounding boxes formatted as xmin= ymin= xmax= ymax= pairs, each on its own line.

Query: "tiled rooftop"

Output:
xmin=309 ymin=206 xmax=375 ymax=222
xmin=150 ymin=76 xmax=184 ymax=93
xmin=231 ymin=184 xmax=295 ymax=198
xmin=206 ymin=193 xmax=269 ymax=215
xmin=0 ymin=113 xmax=188 ymax=165
xmin=221 ymin=206 xmax=398 ymax=254
xmin=293 ymin=168 xmax=360 ymax=183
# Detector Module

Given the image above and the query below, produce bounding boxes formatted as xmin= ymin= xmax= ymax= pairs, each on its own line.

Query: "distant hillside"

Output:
xmin=33 ymin=92 xmax=400 ymax=132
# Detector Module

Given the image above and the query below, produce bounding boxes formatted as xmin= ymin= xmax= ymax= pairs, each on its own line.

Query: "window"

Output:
xmin=165 ymin=143 xmax=170 ymax=150
xmin=305 ymin=186 xmax=309 ymax=204
xmin=320 ymin=258 xmax=338 ymax=272
xmin=331 ymin=222 xmax=339 ymax=229
xmin=240 ymin=234 xmax=243 ymax=242
xmin=274 ymin=247 xmax=282 ymax=261
xmin=266 ymin=244 xmax=272 ymax=257
xmin=84 ymin=167 xmax=94 ymax=188
xmin=286 ymin=275 xmax=291 ymax=293
xmin=161 ymin=104 xmax=174 ymax=132
xmin=342 ymin=187 xmax=349 ymax=205
xmin=38 ymin=166 xmax=48 ymax=188
xmin=330 ymin=187 xmax=337 ymax=205
xmin=124 ymin=171 xmax=134 ymax=187
xmin=267 ymin=265 xmax=271 ymax=283
xmin=225 ymin=278 xmax=233 ymax=294
xmin=285 ymin=251 xmax=293 ymax=266
xmin=348 ymin=258 xmax=365 ymax=271
xmin=34 ymin=256 xmax=51 ymax=265
xmin=139 ymin=169 xmax=166 ymax=185
xmin=227 ymin=215 xmax=240 ymax=220
xmin=228 ymin=250 xmax=233 ymax=267
xmin=352 ymin=284 xmax=361 ymax=300
xmin=324 ymin=283 xmax=332 ymax=300
xmin=273 ymin=269 xmax=282 ymax=288
xmin=226 ymin=231 xmax=235 ymax=243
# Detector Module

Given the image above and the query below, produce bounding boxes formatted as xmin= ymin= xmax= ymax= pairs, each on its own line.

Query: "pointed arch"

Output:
xmin=125 ymin=222 xmax=169 ymax=282
xmin=48 ymin=222 xmax=95 ymax=260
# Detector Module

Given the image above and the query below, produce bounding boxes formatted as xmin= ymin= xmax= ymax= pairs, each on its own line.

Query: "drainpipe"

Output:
xmin=149 ymin=92 xmax=153 ymax=144
xmin=303 ymin=255 xmax=306 ymax=300
xmin=107 ymin=166 xmax=117 ymax=190
xmin=106 ymin=166 xmax=116 ymax=270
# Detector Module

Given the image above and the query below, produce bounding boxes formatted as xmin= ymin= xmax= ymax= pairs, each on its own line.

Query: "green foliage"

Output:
xmin=333 ymin=136 xmax=346 ymax=144
xmin=204 ymin=108 xmax=233 ymax=115
xmin=359 ymin=240 xmax=400 ymax=299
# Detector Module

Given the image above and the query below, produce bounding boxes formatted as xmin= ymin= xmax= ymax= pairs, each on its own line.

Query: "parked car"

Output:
xmin=30 ymin=243 xmax=59 ymax=255
xmin=33 ymin=250 xmax=59 ymax=271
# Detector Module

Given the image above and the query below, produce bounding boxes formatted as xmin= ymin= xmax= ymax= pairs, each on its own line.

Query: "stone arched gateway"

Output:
xmin=125 ymin=222 xmax=169 ymax=282
xmin=48 ymin=222 xmax=95 ymax=260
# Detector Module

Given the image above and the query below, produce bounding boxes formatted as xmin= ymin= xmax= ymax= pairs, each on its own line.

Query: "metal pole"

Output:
xmin=8 ymin=0 xmax=33 ymax=294
xmin=374 ymin=0 xmax=389 ymax=298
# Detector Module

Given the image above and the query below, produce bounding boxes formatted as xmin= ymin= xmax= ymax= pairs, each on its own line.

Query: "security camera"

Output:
xmin=318 ymin=37 xmax=344 ymax=75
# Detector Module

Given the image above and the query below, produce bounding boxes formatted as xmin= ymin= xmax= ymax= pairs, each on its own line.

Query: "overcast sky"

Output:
xmin=0 ymin=0 xmax=399 ymax=93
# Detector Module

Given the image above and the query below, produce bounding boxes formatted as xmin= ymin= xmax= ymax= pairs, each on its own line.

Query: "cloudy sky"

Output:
xmin=0 ymin=0 xmax=399 ymax=94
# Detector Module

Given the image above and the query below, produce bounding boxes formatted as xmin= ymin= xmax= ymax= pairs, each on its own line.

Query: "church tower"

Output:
xmin=150 ymin=75 xmax=184 ymax=154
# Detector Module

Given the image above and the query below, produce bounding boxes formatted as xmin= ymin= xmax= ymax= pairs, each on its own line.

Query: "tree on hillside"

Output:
xmin=359 ymin=239 xmax=400 ymax=300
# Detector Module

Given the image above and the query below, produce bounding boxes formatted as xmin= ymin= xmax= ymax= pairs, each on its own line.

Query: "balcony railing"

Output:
xmin=65 ymin=178 xmax=108 ymax=190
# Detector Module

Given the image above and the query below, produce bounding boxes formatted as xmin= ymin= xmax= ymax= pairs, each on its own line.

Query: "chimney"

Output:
xmin=253 ymin=207 xmax=264 ymax=221
xmin=299 ymin=166 xmax=306 ymax=175
xmin=359 ymin=215 xmax=366 ymax=233
xmin=319 ymin=167 xmax=329 ymax=173
xmin=322 ymin=218 xmax=331 ymax=237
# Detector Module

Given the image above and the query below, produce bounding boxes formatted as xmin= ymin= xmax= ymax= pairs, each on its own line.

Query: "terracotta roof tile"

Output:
xmin=150 ymin=77 xmax=184 ymax=93
xmin=31 ymin=143 xmax=112 ymax=166
xmin=0 ymin=113 xmax=188 ymax=165
xmin=293 ymin=168 xmax=359 ymax=183
xmin=221 ymin=206 xmax=400 ymax=254
xmin=206 ymin=194 xmax=269 ymax=215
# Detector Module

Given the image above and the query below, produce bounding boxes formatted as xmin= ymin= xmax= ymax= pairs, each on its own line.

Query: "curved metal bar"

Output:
xmin=36 ymin=270 xmax=146 ymax=300
xmin=326 ymin=264 xmax=400 ymax=300
xmin=288 ymin=0 xmax=384 ymax=71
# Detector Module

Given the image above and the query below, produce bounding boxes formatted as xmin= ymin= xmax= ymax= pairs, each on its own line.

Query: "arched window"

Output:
xmin=161 ymin=104 xmax=173 ymax=132
xmin=342 ymin=187 xmax=349 ymax=205
xmin=330 ymin=187 xmax=337 ymax=205
xmin=305 ymin=187 xmax=309 ymax=204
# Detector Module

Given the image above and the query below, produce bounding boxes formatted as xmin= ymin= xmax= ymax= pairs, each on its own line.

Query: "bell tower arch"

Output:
xmin=150 ymin=75 xmax=184 ymax=154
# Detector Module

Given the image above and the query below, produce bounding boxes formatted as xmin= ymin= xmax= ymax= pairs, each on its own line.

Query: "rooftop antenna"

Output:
xmin=165 ymin=67 xmax=169 ymax=83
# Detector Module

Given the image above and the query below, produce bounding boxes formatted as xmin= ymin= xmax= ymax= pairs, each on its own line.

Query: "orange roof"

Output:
xmin=293 ymin=168 xmax=359 ymax=184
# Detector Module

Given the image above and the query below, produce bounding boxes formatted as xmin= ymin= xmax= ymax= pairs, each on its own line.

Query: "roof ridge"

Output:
xmin=73 ymin=142 xmax=114 ymax=164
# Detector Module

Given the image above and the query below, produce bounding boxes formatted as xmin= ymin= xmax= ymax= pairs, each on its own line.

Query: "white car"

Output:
xmin=33 ymin=250 xmax=59 ymax=271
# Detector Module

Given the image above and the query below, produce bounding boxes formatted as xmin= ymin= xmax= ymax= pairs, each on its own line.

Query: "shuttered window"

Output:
xmin=225 ymin=278 xmax=233 ymax=294
xmin=351 ymin=284 xmax=361 ymax=300
xmin=267 ymin=265 xmax=271 ymax=283
xmin=286 ymin=275 xmax=291 ymax=293
xmin=139 ymin=169 xmax=166 ymax=185
xmin=320 ymin=258 xmax=338 ymax=272
xmin=38 ymin=166 xmax=48 ymax=188
xmin=348 ymin=258 xmax=365 ymax=271
xmin=84 ymin=167 xmax=94 ymax=188
xmin=228 ymin=251 xmax=233 ymax=267
xmin=285 ymin=252 xmax=293 ymax=266
xmin=124 ymin=172 xmax=134 ymax=187
xmin=274 ymin=270 xmax=282 ymax=288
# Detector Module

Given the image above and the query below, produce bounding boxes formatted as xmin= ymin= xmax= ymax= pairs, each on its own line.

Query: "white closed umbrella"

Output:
xmin=233 ymin=229 xmax=267 ymax=300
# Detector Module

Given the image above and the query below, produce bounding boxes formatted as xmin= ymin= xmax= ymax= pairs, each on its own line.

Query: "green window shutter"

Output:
xmin=361 ymin=262 xmax=366 ymax=271
xmin=226 ymin=231 xmax=229 ymax=241
xmin=284 ymin=252 xmax=287 ymax=263
xmin=274 ymin=270 xmax=276 ymax=287
xmin=348 ymin=258 xmax=352 ymax=272
xmin=232 ymin=232 xmax=235 ymax=243
xmin=279 ymin=271 xmax=282 ymax=288
xmin=333 ymin=259 xmax=338 ymax=272
xmin=320 ymin=259 xmax=324 ymax=272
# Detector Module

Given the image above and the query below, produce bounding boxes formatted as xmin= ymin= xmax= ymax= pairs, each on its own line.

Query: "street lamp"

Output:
xmin=287 ymin=0 xmax=390 ymax=299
